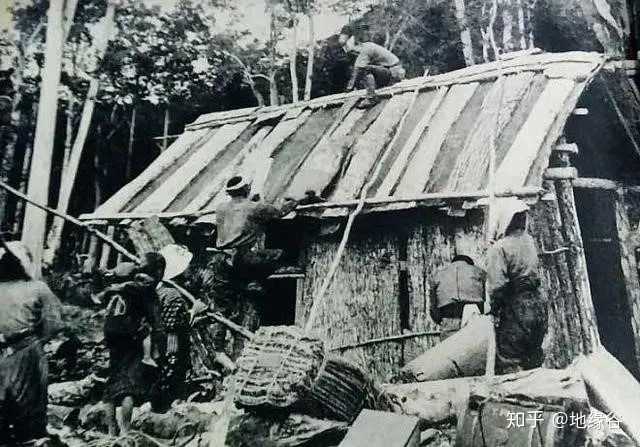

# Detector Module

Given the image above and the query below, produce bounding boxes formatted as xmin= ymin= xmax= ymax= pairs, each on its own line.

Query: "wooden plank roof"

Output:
xmin=82 ymin=51 xmax=608 ymax=221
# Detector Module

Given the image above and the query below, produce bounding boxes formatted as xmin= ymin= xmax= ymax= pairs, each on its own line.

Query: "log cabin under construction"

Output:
xmin=80 ymin=51 xmax=640 ymax=381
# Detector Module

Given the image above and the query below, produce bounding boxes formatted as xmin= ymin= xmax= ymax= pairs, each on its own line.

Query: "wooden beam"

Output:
xmin=573 ymin=177 xmax=619 ymax=190
xmin=554 ymin=142 xmax=579 ymax=154
xmin=544 ymin=167 xmax=578 ymax=180
xmin=79 ymin=187 xmax=544 ymax=222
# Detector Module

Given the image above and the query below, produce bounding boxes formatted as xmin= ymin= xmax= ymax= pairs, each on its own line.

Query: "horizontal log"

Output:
xmin=79 ymin=187 xmax=544 ymax=222
xmin=573 ymin=177 xmax=619 ymax=190
xmin=577 ymin=347 xmax=640 ymax=445
xmin=544 ymin=167 xmax=578 ymax=180
xmin=383 ymin=368 xmax=587 ymax=427
xmin=554 ymin=142 xmax=579 ymax=153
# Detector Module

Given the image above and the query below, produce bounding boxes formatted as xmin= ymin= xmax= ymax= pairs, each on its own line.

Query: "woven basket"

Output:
xmin=233 ymin=326 xmax=325 ymax=410
xmin=305 ymin=355 xmax=383 ymax=423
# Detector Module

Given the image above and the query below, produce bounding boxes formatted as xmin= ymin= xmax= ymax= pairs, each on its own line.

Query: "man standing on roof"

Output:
xmin=430 ymin=255 xmax=486 ymax=341
xmin=486 ymin=198 xmax=548 ymax=374
xmin=340 ymin=25 xmax=406 ymax=108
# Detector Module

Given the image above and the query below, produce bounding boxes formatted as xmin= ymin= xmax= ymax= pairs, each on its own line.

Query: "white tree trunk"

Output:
xmin=517 ymin=0 xmax=527 ymax=50
xmin=453 ymin=0 xmax=476 ymax=65
xmin=502 ymin=0 xmax=515 ymax=52
xmin=125 ymin=107 xmax=136 ymax=180
xmin=22 ymin=0 xmax=65 ymax=276
xmin=289 ymin=17 xmax=299 ymax=103
xmin=303 ymin=13 xmax=315 ymax=101
xmin=43 ymin=0 xmax=116 ymax=266
xmin=162 ymin=107 xmax=170 ymax=152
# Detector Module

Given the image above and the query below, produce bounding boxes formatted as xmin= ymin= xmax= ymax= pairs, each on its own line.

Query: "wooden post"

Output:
xmin=99 ymin=225 xmax=115 ymax=270
xmin=22 ymin=0 xmax=65 ymax=276
xmin=552 ymin=143 xmax=601 ymax=354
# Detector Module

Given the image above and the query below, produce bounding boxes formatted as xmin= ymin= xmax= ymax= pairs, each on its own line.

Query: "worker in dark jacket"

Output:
xmin=340 ymin=25 xmax=406 ymax=108
xmin=100 ymin=253 xmax=165 ymax=435
xmin=211 ymin=175 xmax=298 ymax=280
xmin=430 ymin=255 xmax=486 ymax=341
xmin=0 ymin=240 xmax=64 ymax=445
xmin=487 ymin=198 xmax=548 ymax=374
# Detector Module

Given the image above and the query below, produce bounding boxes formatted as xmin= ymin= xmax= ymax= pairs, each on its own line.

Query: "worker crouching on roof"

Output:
xmin=340 ymin=25 xmax=406 ymax=109
xmin=430 ymin=255 xmax=486 ymax=341
xmin=100 ymin=252 xmax=165 ymax=435
xmin=487 ymin=198 xmax=548 ymax=374
xmin=0 ymin=240 xmax=65 ymax=445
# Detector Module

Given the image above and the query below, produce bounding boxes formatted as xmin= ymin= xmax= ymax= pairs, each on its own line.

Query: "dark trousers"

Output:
xmin=0 ymin=343 xmax=48 ymax=444
xmin=356 ymin=65 xmax=394 ymax=96
xmin=496 ymin=291 xmax=548 ymax=374
xmin=233 ymin=248 xmax=283 ymax=281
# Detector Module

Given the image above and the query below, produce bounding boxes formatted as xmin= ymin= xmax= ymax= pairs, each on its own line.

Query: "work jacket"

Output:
xmin=0 ymin=280 xmax=64 ymax=347
xmin=430 ymin=261 xmax=486 ymax=323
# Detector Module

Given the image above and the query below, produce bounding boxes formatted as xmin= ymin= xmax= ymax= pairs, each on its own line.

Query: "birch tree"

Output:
xmin=22 ymin=0 xmax=66 ymax=276
xmin=44 ymin=0 xmax=117 ymax=266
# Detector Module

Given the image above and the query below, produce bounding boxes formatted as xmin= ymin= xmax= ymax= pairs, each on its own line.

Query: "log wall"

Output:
xmin=615 ymin=189 xmax=640 ymax=367
xmin=297 ymin=197 xmax=601 ymax=380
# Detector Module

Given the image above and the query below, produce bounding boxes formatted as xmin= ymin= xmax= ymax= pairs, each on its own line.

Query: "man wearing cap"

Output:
xmin=340 ymin=25 xmax=406 ymax=108
xmin=487 ymin=198 xmax=548 ymax=374
xmin=215 ymin=175 xmax=298 ymax=280
xmin=430 ymin=255 xmax=486 ymax=341
xmin=0 ymin=239 xmax=65 ymax=444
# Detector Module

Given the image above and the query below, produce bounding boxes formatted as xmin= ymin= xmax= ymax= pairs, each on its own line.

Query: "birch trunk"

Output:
xmin=289 ymin=17 xmax=299 ymax=103
xmin=43 ymin=0 xmax=116 ymax=267
xmin=61 ymin=99 xmax=75 ymax=180
xmin=125 ymin=106 xmax=136 ymax=180
xmin=502 ymin=0 xmax=515 ymax=52
xmin=303 ymin=12 xmax=315 ymax=101
xmin=13 ymin=103 xmax=36 ymax=235
xmin=269 ymin=9 xmax=280 ymax=106
xmin=162 ymin=107 xmax=170 ymax=152
xmin=453 ymin=0 xmax=476 ymax=66
xmin=22 ymin=0 xmax=65 ymax=276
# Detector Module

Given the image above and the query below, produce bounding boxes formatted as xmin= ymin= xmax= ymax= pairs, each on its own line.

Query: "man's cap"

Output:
xmin=225 ymin=175 xmax=250 ymax=193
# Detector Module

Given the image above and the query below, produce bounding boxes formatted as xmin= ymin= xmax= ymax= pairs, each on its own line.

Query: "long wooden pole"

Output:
xmin=0 ymin=180 xmax=253 ymax=340
xmin=22 ymin=0 xmax=65 ymax=277
xmin=79 ymin=186 xmax=543 ymax=221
